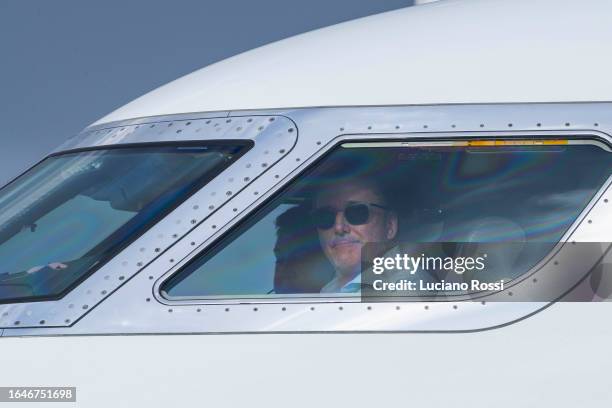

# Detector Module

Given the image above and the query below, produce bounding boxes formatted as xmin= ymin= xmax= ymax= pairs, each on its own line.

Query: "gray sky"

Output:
xmin=0 ymin=0 xmax=414 ymax=186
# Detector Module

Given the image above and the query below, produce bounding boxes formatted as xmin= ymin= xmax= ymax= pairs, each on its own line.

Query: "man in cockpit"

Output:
xmin=311 ymin=180 xmax=398 ymax=293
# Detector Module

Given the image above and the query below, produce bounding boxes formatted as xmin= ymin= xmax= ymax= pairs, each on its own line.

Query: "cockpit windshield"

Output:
xmin=0 ymin=142 xmax=249 ymax=303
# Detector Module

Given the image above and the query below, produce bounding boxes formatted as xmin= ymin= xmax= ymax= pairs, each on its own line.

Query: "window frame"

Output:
xmin=159 ymin=134 xmax=612 ymax=304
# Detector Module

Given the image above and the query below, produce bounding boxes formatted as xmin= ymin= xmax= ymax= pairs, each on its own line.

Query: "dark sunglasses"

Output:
xmin=310 ymin=202 xmax=388 ymax=230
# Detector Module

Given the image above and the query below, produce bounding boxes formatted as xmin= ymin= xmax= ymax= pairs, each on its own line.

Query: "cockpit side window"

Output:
xmin=0 ymin=142 xmax=251 ymax=303
xmin=161 ymin=139 xmax=612 ymax=301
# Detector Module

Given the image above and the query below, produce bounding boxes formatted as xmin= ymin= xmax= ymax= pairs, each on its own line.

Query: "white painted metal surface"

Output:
xmin=96 ymin=0 xmax=612 ymax=125
xmin=1 ymin=303 xmax=612 ymax=408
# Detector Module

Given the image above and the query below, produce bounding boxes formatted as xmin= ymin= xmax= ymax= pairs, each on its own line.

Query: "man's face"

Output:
xmin=315 ymin=183 xmax=397 ymax=276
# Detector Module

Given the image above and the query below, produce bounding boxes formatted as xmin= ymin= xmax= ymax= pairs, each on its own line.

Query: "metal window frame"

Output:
xmin=2 ymin=102 xmax=612 ymax=336
xmin=0 ymin=113 xmax=298 ymax=329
